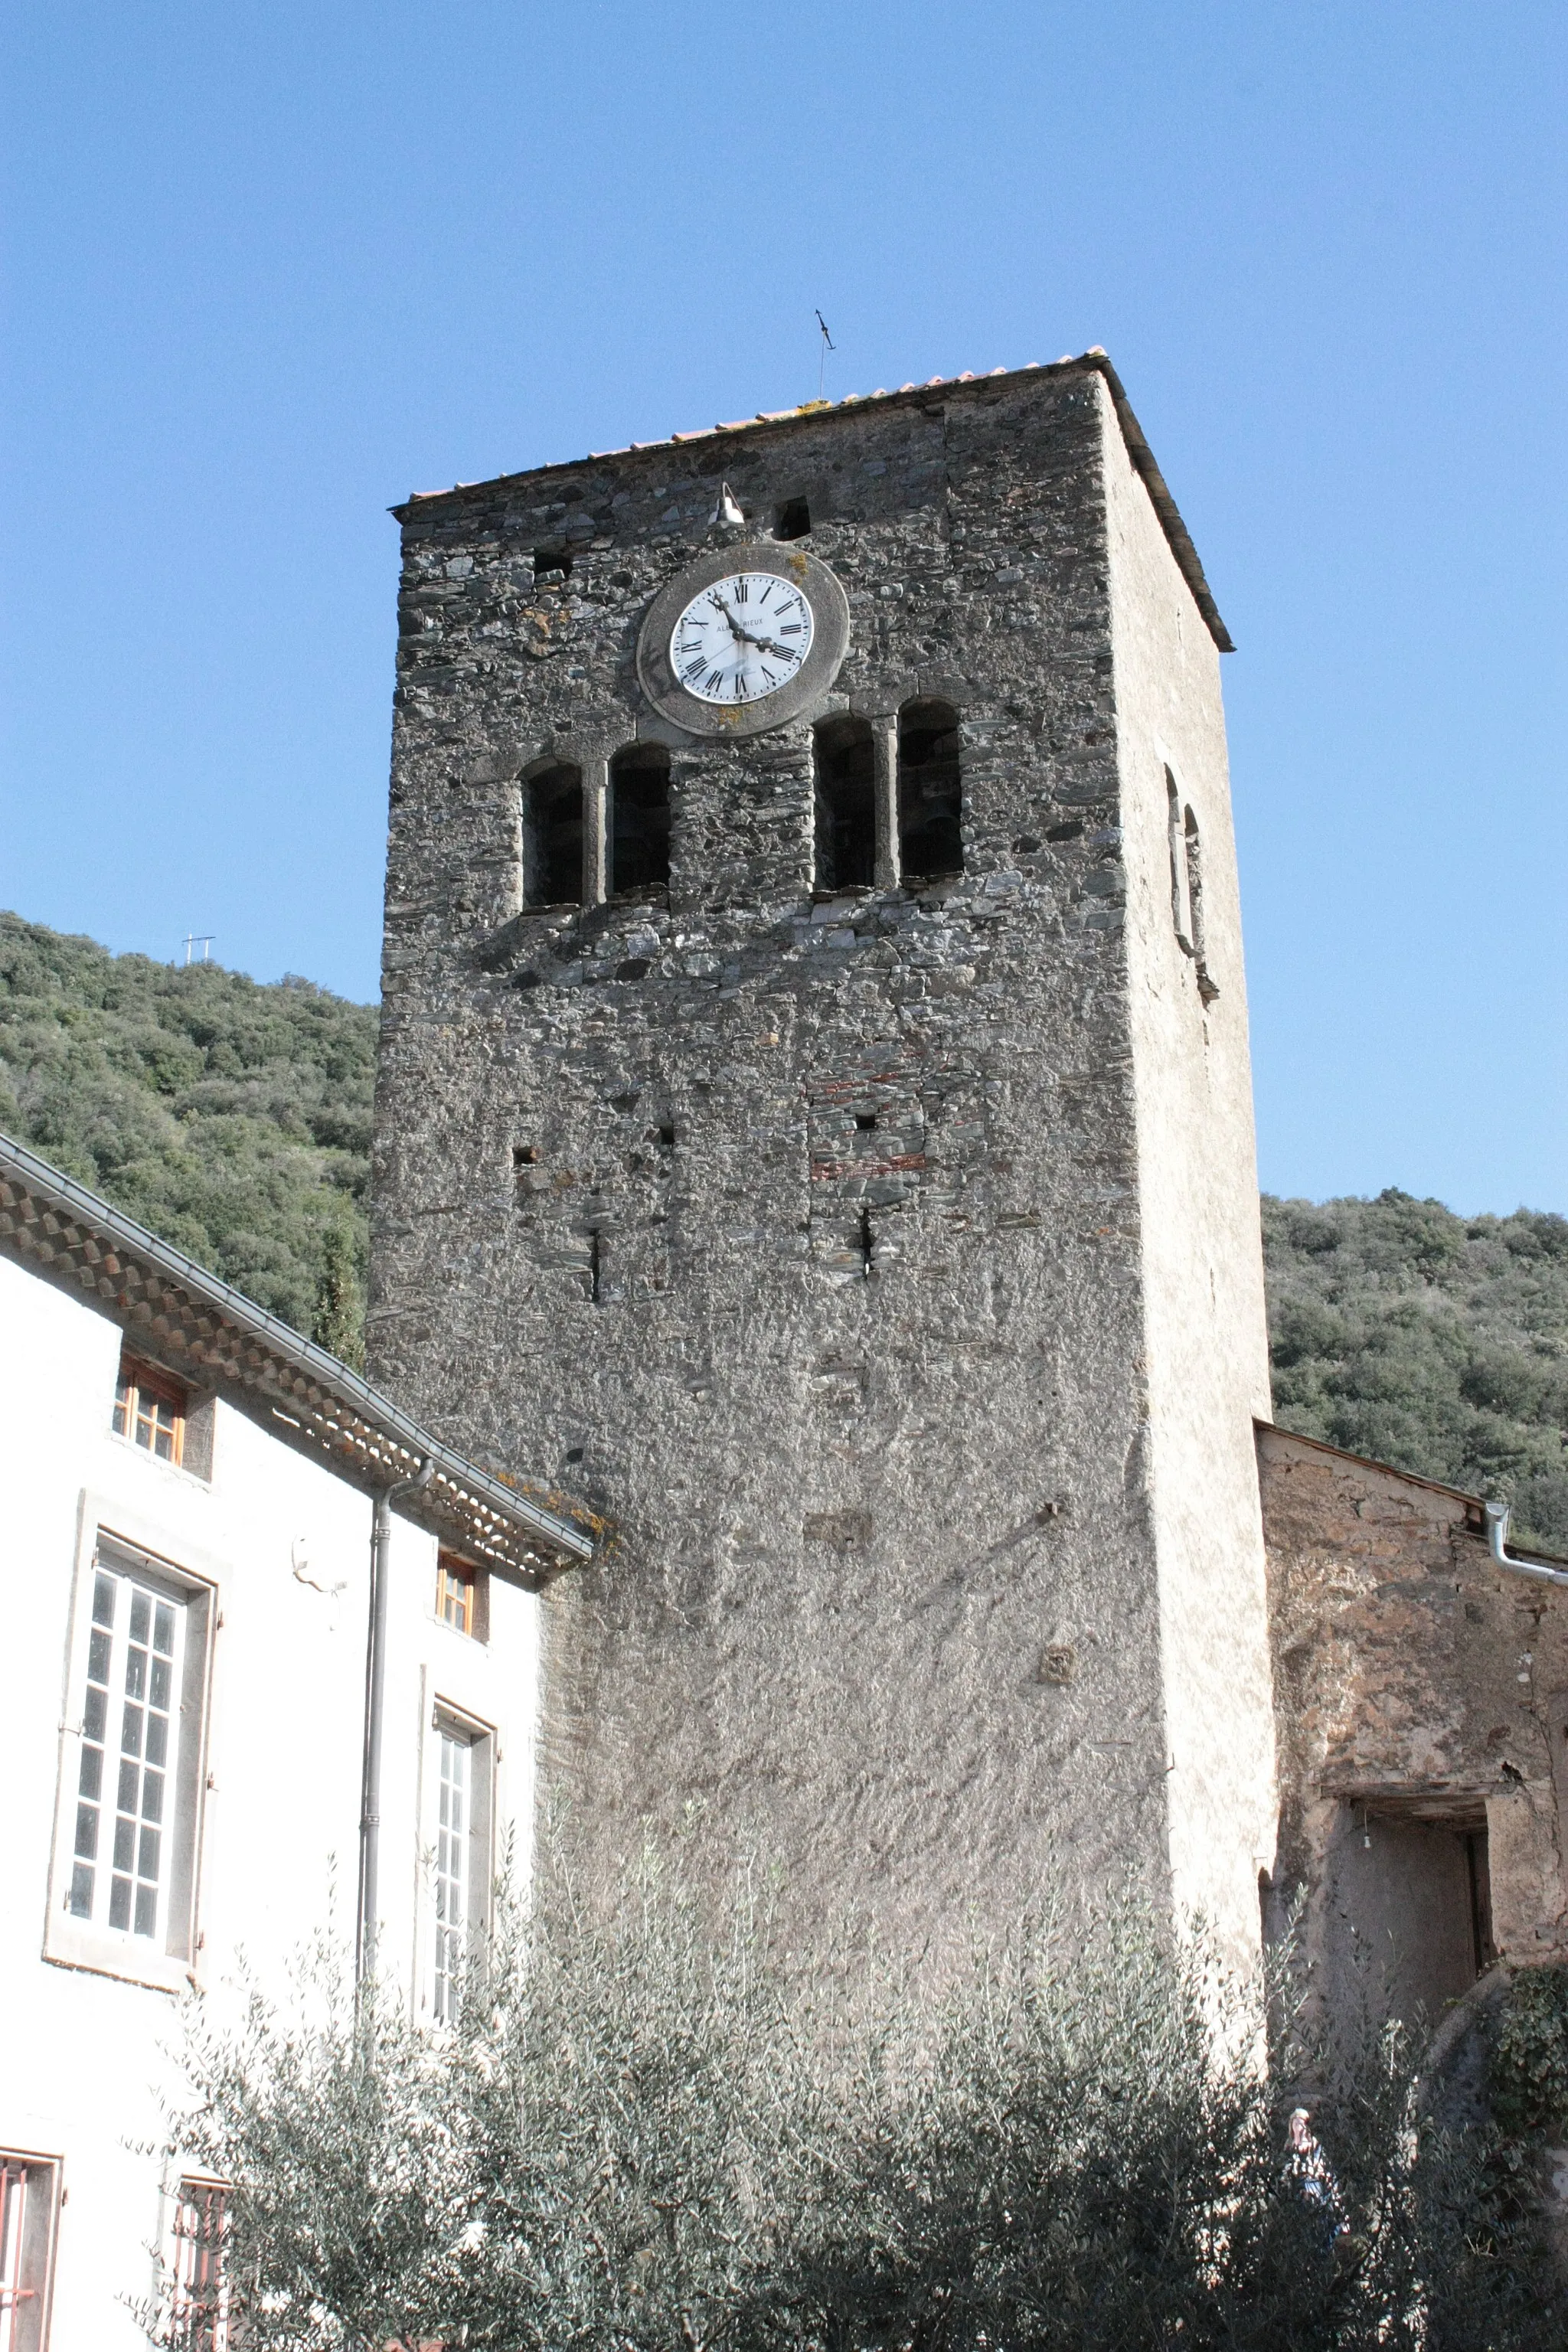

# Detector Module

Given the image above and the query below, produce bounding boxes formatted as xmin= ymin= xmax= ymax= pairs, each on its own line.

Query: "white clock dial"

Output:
xmin=668 ymin=572 xmax=815 ymax=707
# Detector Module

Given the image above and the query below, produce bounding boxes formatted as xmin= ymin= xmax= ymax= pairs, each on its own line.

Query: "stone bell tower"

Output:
xmin=370 ymin=353 xmax=1278 ymax=1967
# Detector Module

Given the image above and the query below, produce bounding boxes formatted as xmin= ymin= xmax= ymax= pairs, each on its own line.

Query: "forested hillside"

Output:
xmin=3 ymin=913 xmax=1564 ymax=1544
xmin=0 ymin=913 xmax=375 ymax=1361
xmin=1263 ymin=1192 xmax=1568 ymax=1547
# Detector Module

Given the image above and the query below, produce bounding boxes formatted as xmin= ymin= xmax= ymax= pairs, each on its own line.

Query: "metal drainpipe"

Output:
xmin=356 ymin=1459 xmax=434 ymax=1989
xmin=1485 ymin=1501 xmax=1568 ymax=1590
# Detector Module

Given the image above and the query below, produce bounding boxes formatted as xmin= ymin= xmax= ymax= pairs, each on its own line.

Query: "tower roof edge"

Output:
xmin=390 ymin=352 xmax=1234 ymax=652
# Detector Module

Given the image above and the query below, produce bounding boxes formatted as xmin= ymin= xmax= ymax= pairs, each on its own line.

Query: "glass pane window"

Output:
xmin=0 ymin=2164 xmax=31 ymax=2352
xmin=170 ymin=2179 xmax=230 ymax=2352
xmin=113 ymin=1355 xmax=187 ymax=1467
xmin=0 ymin=2154 xmax=57 ymax=2352
xmin=433 ymin=1727 xmax=472 ymax=2023
xmin=435 ymin=1551 xmax=482 ymax=1638
xmin=70 ymin=1558 xmax=185 ymax=1943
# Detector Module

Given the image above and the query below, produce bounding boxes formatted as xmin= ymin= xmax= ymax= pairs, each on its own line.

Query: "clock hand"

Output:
xmin=713 ymin=594 xmax=755 ymax=644
xmin=713 ymin=597 xmax=797 ymax=664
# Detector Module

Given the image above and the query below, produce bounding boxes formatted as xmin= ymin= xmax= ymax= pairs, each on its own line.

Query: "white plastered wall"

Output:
xmin=1099 ymin=384 xmax=1279 ymax=1964
xmin=0 ymin=1253 xmax=541 ymax=2350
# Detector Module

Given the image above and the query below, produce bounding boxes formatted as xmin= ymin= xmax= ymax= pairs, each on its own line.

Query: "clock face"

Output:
xmin=668 ymin=572 xmax=815 ymax=707
xmin=635 ymin=541 xmax=848 ymax=737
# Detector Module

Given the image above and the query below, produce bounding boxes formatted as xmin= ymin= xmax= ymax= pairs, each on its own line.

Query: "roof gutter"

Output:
xmin=0 ymin=1132 xmax=592 ymax=1564
xmin=1485 ymin=1502 xmax=1568 ymax=1590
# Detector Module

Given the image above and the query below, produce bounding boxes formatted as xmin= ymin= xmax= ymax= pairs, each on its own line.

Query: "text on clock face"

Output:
xmin=668 ymin=573 xmax=815 ymax=705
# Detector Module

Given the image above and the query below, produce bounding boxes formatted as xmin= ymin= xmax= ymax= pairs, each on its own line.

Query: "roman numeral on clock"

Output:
xmin=667 ymin=573 xmax=815 ymax=706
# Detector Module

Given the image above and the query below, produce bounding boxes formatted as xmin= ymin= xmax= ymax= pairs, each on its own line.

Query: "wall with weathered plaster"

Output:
xmin=1104 ymin=397 xmax=1277 ymax=1958
xmin=1259 ymin=1424 xmax=1568 ymax=2035
xmin=371 ymin=361 xmax=1275 ymax=1968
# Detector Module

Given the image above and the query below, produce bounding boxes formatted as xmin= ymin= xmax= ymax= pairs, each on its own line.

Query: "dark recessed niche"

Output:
xmin=564 ymin=1446 xmax=584 ymax=1464
xmin=1045 ymin=821 xmax=1083 ymax=842
xmin=534 ymin=545 xmax=572 ymax=583
xmin=1012 ymin=835 xmax=1041 ymax=854
xmin=525 ymin=763 xmax=583 ymax=905
xmin=854 ymin=1112 xmax=877 ymax=1132
xmin=897 ymin=700 xmax=963 ymax=880
xmin=812 ymin=715 xmax=876 ymax=891
xmin=775 ymin=498 xmax=812 ymax=541
xmin=609 ymin=744 xmax=671 ymax=897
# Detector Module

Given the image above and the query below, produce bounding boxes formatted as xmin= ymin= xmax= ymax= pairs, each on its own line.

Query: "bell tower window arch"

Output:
xmin=609 ymin=744 xmax=671 ymax=899
xmin=812 ymin=715 xmax=877 ymax=893
xmin=897 ymin=699 xmax=963 ymax=880
xmin=524 ymin=760 xmax=584 ymax=908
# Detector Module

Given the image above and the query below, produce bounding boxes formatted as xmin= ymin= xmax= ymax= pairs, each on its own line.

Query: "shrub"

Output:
xmin=150 ymin=1862 xmax=1563 ymax=2351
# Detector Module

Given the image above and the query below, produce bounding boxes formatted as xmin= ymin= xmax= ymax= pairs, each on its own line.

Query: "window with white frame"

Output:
xmin=0 ymin=2153 xmax=59 ymax=2352
xmin=430 ymin=1710 xmax=493 ymax=2025
xmin=168 ymin=2177 xmax=230 ymax=2352
xmin=433 ymin=1724 xmax=471 ymax=2022
xmin=49 ymin=1537 xmax=211 ymax=1985
xmin=70 ymin=1561 xmax=186 ymax=1938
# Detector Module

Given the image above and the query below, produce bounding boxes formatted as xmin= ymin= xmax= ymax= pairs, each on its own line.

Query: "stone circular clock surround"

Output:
xmin=634 ymin=540 xmax=851 ymax=739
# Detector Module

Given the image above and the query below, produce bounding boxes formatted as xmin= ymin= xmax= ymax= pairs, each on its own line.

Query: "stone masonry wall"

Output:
xmin=370 ymin=362 xmax=1272 ymax=1968
xmin=1259 ymin=1424 xmax=1568 ymax=2032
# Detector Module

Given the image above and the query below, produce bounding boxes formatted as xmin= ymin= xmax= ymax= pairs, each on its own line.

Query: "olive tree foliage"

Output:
xmin=154 ymin=1860 xmax=1561 ymax=2352
xmin=156 ymin=1859 xmax=822 ymax=2352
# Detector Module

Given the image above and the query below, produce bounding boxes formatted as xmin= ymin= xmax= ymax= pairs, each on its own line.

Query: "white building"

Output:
xmin=0 ymin=1133 xmax=593 ymax=2352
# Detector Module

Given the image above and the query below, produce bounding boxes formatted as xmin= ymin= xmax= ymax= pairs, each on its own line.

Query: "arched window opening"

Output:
xmin=813 ymin=717 xmax=876 ymax=892
xmin=1166 ymin=771 xmax=1193 ymax=951
xmin=609 ymin=745 xmax=671 ymax=897
xmin=775 ymin=498 xmax=812 ymax=541
xmin=526 ymin=763 xmax=583 ymax=906
xmin=1184 ymin=805 xmax=1218 ymax=1004
xmin=898 ymin=701 xmax=962 ymax=880
xmin=1184 ymin=807 xmax=1206 ymax=964
xmin=1167 ymin=773 xmax=1217 ymax=1004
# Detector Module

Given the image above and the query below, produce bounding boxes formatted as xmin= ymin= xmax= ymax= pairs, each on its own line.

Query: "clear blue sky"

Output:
xmin=2 ymin=2 xmax=1563 ymax=1212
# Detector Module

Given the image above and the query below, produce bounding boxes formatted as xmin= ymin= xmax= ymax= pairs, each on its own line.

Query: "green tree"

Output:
xmin=1264 ymin=1190 xmax=1568 ymax=1550
xmin=152 ymin=1862 xmax=1560 ymax=2351
xmin=311 ymin=1221 xmax=366 ymax=1370
xmin=0 ymin=912 xmax=375 ymax=1344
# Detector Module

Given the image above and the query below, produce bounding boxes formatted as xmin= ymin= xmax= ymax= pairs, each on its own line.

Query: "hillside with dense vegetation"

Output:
xmin=0 ymin=913 xmax=376 ymax=1361
xmin=3 ymin=912 xmax=1564 ymax=1544
xmin=1263 ymin=1191 xmax=1568 ymax=1547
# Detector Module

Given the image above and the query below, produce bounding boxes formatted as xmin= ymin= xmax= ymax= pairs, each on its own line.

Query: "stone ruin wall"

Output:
xmin=1259 ymin=1423 xmax=1568 ymax=2034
